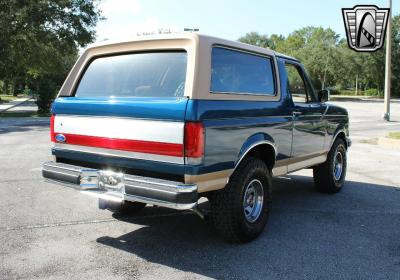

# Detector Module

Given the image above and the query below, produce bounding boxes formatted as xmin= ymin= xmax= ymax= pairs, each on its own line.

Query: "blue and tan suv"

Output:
xmin=42 ymin=34 xmax=350 ymax=242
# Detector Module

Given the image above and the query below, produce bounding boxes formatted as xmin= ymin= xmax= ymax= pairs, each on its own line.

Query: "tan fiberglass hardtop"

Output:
xmin=58 ymin=33 xmax=298 ymax=102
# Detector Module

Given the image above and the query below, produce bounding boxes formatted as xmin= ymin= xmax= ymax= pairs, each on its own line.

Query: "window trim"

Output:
xmin=71 ymin=49 xmax=188 ymax=98
xmin=284 ymin=61 xmax=311 ymax=104
xmin=301 ymin=67 xmax=318 ymax=103
xmin=209 ymin=45 xmax=277 ymax=97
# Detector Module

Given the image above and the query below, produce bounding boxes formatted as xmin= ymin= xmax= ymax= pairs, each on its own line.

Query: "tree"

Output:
xmin=0 ymin=0 xmax=102 ymax=112
xmin=239 ymin=32 xmax=273 ymax=48
xmin=237 ymin=19 xmax=400 ymax=97
xmin=391 ymin=15 xmax=400 ymax=96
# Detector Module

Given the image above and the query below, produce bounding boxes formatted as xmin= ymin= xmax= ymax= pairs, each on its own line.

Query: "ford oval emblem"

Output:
xmin=55 ymin=134 xmax=66 ymax=143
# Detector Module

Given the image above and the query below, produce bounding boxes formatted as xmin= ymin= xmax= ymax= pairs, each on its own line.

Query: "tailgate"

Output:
xmin=51 ymin=97 xmax=188 ymax=177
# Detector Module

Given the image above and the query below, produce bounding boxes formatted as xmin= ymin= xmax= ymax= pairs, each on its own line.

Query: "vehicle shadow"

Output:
xmin=96 ymin=175 xmax=400 ymax=279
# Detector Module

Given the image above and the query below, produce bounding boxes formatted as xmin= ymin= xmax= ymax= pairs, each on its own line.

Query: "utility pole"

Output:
xmin=322 ymin=42 xmax=332 ymax=90
xmin=355 ymin=74 xmax=358 ymax=96
xmin=383 ymin=0 xmax=392 ymax=121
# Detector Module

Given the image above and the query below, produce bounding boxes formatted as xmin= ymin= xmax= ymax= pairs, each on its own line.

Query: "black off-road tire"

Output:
xmin=313 ymin=138 xmax=347 ymax=193
xmin=209 ymin=157 xmax=272 ymax=243
xmin=99 ymin=199 xmax=146 ymax=214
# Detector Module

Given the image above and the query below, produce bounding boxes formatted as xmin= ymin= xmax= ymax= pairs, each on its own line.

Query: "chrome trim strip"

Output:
xmin=274 ymin=150 xmax=328 ymax=167
xmin=325 ymin=115 xmax=348 ymax=118
xmin=43 ymin=161 xmax=82 ymax=173
xmin=53 ymin=143 xmax=184 ymax=164
xmin=234 ymin=141 xmax=277 ymax=169
xmin=330 ymin=129 xmax=348 ymax=149
xmin=287 ymin=154 xmax=327 ymax=173
xmin=296 ymin=114 xmax=323 ymax=117
xmin=273 ymin=150 xmax=329 ymax=175
xmin=125 ymin=183 xmax=179 ymax=195
xmin=124 ymin=175 xmax=197 ymax=193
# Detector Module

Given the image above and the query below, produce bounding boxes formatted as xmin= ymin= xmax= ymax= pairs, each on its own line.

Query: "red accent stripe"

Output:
xmin=53 ymin=133 xmax=183 ymax=157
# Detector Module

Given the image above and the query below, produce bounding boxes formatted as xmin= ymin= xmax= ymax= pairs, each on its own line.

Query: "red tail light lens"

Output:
xmin=50 ymin=114 xmax=55 ymax=142
xmin=184 ymin=122 xmax=204 ymax=158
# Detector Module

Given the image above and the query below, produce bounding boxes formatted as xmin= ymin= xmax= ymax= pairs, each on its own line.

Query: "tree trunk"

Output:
xmin=4 ymin=81 xmax=9 ymax=95
xmin=12 ymin=81 xmax=18 ymax=96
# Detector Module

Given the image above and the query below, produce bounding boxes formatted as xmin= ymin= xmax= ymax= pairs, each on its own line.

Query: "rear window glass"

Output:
xmin=211 ymin=47 xmax=275 ymax=95
xmin=75 ymin=51 xmax=187 ymax=98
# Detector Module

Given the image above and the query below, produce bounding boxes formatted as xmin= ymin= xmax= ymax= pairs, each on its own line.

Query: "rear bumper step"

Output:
xmin=42 ymin=161 xmax=198 ymax=210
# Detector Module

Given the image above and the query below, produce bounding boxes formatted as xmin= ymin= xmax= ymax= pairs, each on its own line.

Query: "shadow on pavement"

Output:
xmin=97 ymin=175 xmax=400 ymax=279
xmin=0 ymin=118 xmax=49 ymax=134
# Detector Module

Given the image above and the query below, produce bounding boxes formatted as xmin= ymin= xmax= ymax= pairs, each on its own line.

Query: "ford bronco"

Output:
xmin=42 ymin=34 xmax=350 ymax=242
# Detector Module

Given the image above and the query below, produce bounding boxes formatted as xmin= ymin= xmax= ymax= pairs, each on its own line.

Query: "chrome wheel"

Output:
xmin=333 ymin=148 xmax=343 ymax=181
xmin=243 ymin=179 xmax=264 ymax=223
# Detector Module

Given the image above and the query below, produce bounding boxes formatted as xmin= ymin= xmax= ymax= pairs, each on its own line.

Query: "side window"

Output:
xmin=211 ymin=47 xmax=275 ymax=95
xmin=285 ymin=63 xmax=308 ymax=103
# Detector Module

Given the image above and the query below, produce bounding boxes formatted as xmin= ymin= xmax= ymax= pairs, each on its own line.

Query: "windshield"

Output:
xmin=75 ymin=51 xmax=187 ymax=98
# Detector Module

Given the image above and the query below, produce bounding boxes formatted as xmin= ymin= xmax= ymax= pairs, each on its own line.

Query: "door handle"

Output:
xmin=292 ymin=111 xmax=303 ymax=116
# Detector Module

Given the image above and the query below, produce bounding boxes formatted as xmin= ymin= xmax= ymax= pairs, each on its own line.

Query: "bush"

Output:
xmin=35 ymin=79 xmax=57 ymax=114
xmin=328 ymin=88 xmax=340 ymax=95
xmin=364 ymin=88 xmax=379 ymax=96
xmin=338 ymin=89 xmax=359 ymax=96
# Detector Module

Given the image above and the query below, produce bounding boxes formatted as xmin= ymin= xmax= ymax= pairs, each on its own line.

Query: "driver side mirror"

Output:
xmin=318 ymin=89 xmax=330 ymax=103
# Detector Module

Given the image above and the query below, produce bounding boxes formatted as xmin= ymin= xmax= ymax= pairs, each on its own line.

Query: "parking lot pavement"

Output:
xmin=1 ymin=101 xmax=400 ymax=279
xmin=328 ymin=100 xmax=400 ymax=141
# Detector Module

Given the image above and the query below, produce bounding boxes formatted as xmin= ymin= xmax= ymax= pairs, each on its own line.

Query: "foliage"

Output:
xmin=238 ymin=16 xmax=400 ymax=97
xmin=392 ymin=15 xmax=400 ymax=98
xmin=364 ymin=88 xmax=379 ymax=96
xmin=239 ymin=32 xmax=273 ymax=48
xmin=0 ymin=94 xmax=19 ymax=104
xmin=0 ymin=0 xmax=102 ymax=112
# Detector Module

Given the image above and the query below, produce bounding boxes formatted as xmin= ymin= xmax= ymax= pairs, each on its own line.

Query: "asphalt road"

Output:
xmin=1 ymin=100 xmax=400 ymax=280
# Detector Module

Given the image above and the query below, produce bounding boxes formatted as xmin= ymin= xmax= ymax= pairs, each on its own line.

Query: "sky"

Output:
xmin=95 ymin=0 xmax=400 ymax=43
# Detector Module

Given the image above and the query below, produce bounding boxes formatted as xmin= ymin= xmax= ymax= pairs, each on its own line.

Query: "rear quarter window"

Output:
xmin=75 ymin=51 xmax=187 ymax=98
xmin=211 ymin=47 xmax=275 ymax=95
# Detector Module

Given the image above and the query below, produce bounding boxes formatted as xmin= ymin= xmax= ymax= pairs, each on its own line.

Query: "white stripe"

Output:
xmin=53 ymin=143 xmax=184 ymax=164
xmin=54 ymin=115 xmax=184 ymax=144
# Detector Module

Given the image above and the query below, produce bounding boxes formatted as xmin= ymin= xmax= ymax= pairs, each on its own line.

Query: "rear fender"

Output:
xmin=235 ymin=133 xmax=277 ymax=168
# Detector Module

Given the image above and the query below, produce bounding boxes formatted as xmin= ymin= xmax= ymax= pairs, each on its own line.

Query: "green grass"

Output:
xmin=0 ymin=112 xmax=50 ymax=118
xmin=0 ymin=94 xmax=20 ymax=104
xmin=388 ymin=132 xmax=400 ymax=140
xmin=330 ymin=89 xmax=384 ymax=98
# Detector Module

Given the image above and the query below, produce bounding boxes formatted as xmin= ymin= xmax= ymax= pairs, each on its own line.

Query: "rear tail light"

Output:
xmin=184 ymin=122 xmax=204 ymax=163
xmin=50 ymin=114 xmax=55 ymax=142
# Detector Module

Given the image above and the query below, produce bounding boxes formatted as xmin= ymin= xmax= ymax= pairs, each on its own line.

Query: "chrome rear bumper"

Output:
xmin=42 ymin=161 xmax=198 ymax=210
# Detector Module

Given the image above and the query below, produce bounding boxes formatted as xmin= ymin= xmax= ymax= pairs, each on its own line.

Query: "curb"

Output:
xmin=0 ymin=97 xmax=34 ymax=113
xmin=378 ymin=137 xmax=400 ymax=149
xmin=329 ymin=96 xmax=400 ymax=103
